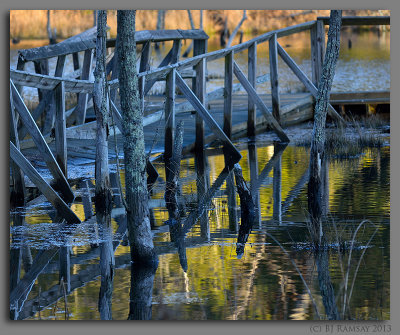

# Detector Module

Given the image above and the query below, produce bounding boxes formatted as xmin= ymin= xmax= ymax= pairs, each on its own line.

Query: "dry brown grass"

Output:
xmin=10 ymin=10 xmax=389 ymax=40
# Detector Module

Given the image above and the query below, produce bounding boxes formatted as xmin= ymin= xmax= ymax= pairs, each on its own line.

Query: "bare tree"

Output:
xmin=308 ymin=10 xmax=342 ymax=246
xmin=117 ymin=10 xmax=156 ymax=266
xmin=227 ymin=10 xmax=247 ymax=47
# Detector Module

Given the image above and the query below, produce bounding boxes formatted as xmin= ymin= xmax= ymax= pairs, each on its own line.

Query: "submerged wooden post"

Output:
xmin=194 ymin=39 xmax=206 ymax=153
xmin=224 ymin=51 xmax=234 ymax=138
xmin=54 ymin=82 xmax=67 ymax=176
xmin=165 ymin=68 xmax=176 ymax=182
xmin=247 ymin=42 xmax=257 ymax=137
xmin=248 ymin=143 xmax=261 ymax=228
xmin=269 ymin=34 xmax=281 ymax=123
xmin=272 ymin=143 xmax=282 ymax=224
xmin=311 ymin=19 xmax=326 ymax=87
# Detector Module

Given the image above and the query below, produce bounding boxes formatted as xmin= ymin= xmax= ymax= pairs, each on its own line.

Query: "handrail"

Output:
xmin=317 ymin=16 xmax=390 ymax=26
xmin=18 ymin=29 xmax=208 ymax=62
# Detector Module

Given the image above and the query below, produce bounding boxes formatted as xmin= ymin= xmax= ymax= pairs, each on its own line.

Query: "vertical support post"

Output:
xmin=10 ymin=83 xmax=26 ymax=208
xmin=165 ymin=69 xmax=176 ymax=182
xmin=226 ymin=171 xmax=238 ymax=233
xmin=15 ymin=54 xmax=26 ymax=94
xmin=110 ymin=46 xmax=119 ymax=102
xmin=247 ymin=42 xmax=257 ymax=137
xmin=193 ymin=39 xmax=206 ymax=154
xmin=72 ymin=52 xmax=80 ymax=72
xmin=75 ymin=49 xmax=93 ymax=125
xmin=224 ymin=51 xmax=234 ymax=138
xmin=138 ymin=75 xmax=146 ymax=116
xmin=110 ymin=172 xmax=123 ymax=208
xmin=34 ymin=59 xmax=49 ymax=131
xmin=139 ymin=42 xmax=151 ymax=73
xmin=311 ymin=19 xmax=325 ymax=87
xmin=273 ymin=143 xmax=282 ymax=224
xmin=54 ymin=81 xmax=67 ymax=177
xmin=269 ymin=34 xmax=281 ymax=123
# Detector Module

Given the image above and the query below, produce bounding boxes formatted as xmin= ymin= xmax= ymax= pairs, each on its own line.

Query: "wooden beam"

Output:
xmin=11 ymin=81 xmax=74 ymax=202
xmin=233 ymin=61 xmax=290 ymax=142
xmin=329 ymin=91 xmax=390 ymax=104
xmin=10 ymin=142 xmax=80 ymax=224
xmin=224 ymin=51 xmax=234 ymax=138
xmin=317 ymin=16 xmax=390 ymax=26
xmin=10 ymin=69 xmax=94 ymax=94
xmin=277 ymin=42 xmax=345 ymax=124
xmin=248 ymin=42 xmax=257 ymax=137
xmin=175 ymin=71 xmax=242 ymax=162
xmin=269 ymin=34 xmax=280 ymax=123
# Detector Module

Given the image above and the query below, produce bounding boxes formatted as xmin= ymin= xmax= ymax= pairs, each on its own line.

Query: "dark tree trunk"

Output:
xmin=308 ymin=10 xmax=342 ymax=246
xmin=117 ymin=10 xmax=156 ymax=266
xmin=94 ymin=10 xmax=112 ymax=216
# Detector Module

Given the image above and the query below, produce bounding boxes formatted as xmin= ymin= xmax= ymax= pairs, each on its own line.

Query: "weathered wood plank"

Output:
xmin=18 ymin=27 xmax=97 ymax=61
xmin=175 ymin=71 xmax=242 ymax=162
xmin=277 ymin=42 xmax=345 ymax=124
xmin=224 ymin=51 xmax=234 ymax=138
xmin=269 ymin=34 xmax=280 ymax=123
xmin=330 ymin=91 xmax=390 ymax=104
xmin=10 ymin=69 xmax=93 ymax=93
xmin=55 ymin=82 xmax=67 ymax=176
xmin=74 ymin=49 xmax=93 ymax=125
xmin=317 ymin=16 xmax=390 ymax=26
xmin=233 ymin=61 xmax=290 ymax=142
xmin=247 ymin=42 xmax=257 ymax=137
xmin=11 ymin=81 xmax=74 ymax=202
xmin=9 ymin=142 xmax=80 ymax=224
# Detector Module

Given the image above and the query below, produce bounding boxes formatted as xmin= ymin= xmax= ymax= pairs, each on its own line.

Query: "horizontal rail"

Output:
xmin=18 ymin=29 xmax=208 ymax=62
xmin=317 ymin=16 xmax=390 ymax=26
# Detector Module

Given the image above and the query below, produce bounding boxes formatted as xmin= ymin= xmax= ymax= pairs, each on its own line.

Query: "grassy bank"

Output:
xmin=10 ymin=9 xmax=389 ymax=41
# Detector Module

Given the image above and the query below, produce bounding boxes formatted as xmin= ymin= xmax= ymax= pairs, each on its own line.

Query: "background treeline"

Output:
xmin=10 ymin=9 xmax=389 ymax=41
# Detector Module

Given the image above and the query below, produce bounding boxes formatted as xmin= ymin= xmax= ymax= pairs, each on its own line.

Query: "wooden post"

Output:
xmin=165 ymin=69 xmax=176 ymax=182
xmin=311 ymin=19 xmax=325 ymax=87
xmin=54 ymin=82 xmax=67 ymax=176
xmin=79 ymin=179 xmax=94 ymax=219
xmin=193 ymin=39 xmax=206 ymax=154
xmin=44 ymin=55 xmax=66 ymax=135
xmin=269 ymin=34 xmax=281 ymax=123
xmin=248 ymin=42 xmax=257 ymax=137
xmin=15 ymin=54 xmax=26 ymax=94
xmin=72 ymin=52 xmax=80 ymax=72
xmin=74 ymin=49 xmax=93 ymax=125
xmin=224 ymin=51 xmax=234 ymax=139
xmin=226 ymin=171 xmax=238 ymax=233
xmin=139 ymin=41 xmax=151 ymax=73
xmin=10 ymin=83 xmax=26 ymax=208
xmin=34 ymin=59 xmax=49 ymax=131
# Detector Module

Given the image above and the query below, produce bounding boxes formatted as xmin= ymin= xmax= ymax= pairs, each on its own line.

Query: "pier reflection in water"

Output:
xmin=9 ymin=141 xmax=389 ymax=320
